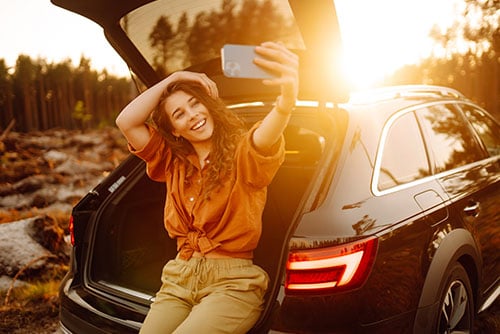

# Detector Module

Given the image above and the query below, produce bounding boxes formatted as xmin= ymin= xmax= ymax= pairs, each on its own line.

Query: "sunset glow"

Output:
xmin=335 ymin=0 xmax=461 ymax=89
xmin=1 ymin=0 xmax=461 ymax=89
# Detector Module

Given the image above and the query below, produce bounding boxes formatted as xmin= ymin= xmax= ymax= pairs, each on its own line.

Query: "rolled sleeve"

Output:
xmin=129 ymin=127 xmax=171 ymax=182
xmin=236 ymin=122 xmax=285 ymax=188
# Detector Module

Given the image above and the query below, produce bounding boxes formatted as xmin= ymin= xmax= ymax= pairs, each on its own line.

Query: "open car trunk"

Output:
xmin=50 ymin=0 xmax=350 ymax=330
xmin=85 ymin=106 xmax=345 ymax=330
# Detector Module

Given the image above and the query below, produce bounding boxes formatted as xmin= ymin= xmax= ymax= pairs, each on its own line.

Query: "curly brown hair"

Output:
xmin=151 ymin=81 xmax=246 ymax=198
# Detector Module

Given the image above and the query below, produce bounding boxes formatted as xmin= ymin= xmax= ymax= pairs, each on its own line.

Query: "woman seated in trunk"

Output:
xmin=115 ymin=41 xmax=298 ymax=334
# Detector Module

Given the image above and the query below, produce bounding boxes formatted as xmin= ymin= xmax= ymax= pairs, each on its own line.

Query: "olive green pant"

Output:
xmin=139 ymin=256 xmax=269 ymax=334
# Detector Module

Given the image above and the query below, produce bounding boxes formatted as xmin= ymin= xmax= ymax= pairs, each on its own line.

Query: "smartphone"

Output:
xmin=221 ymin=44 xmax=276 ymax=79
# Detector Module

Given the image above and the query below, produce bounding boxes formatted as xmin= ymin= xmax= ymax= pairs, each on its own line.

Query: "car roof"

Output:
xmin=51 ymin=0 xmax=350 ymax=103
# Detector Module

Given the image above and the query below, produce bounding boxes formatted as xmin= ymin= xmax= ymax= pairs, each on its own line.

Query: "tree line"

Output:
xmin=146 ymin=0 xmax=298 ymax=77
xmin=0 ymin=56 xmax=133 ymax=133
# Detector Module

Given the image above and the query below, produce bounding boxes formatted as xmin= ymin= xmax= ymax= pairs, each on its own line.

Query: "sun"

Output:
xmin=334 ymin=0 xmax=460 ymax=91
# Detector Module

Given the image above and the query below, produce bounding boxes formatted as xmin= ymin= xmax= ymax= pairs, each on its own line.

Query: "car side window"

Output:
xmin=416 ymin=104 xmax=486 ymax=174
xmin=378 ymin=111 xmax=430 ymax=190
xmin=459 ymin=104 xmax=500 ymax=157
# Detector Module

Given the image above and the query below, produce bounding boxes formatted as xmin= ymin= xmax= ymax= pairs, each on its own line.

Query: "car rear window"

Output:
xmin=377 ymin=111 xmax=431 ymax=191
xmin=121 ymin=0 xmax=305 ymax=75
xmin=460 ymin=104 xmax=500 ymax=157
xmin=416 ymin=104 xmax=487 ymax=173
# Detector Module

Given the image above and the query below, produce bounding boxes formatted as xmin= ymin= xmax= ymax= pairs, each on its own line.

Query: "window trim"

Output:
xmin=372 ymin=103 xmax=431 ymax=196
xmin=371 ymin=100 xmax=494 ymax=197
xmin=455 ymin=102 xmax=500 ymax=158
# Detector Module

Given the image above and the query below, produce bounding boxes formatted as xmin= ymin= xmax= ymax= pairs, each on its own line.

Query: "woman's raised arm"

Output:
xmin=251 ymin=42 xmax=299 ymax=152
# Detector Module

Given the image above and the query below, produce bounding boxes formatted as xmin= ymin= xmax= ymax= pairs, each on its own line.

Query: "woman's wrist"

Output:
xmin=275 ymin=96 xmax=295 ymax=115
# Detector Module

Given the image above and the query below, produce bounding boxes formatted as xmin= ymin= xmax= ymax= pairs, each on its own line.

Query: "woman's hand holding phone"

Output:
xmin=254 ymin=42 xmax=299 ymax=112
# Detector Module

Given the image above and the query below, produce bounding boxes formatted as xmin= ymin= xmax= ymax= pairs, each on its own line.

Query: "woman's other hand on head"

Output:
xmin=167 ymin=71 xmax=219 ymax=99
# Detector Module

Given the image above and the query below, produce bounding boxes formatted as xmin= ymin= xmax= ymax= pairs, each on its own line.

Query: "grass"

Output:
xmin=0 ymin=260 xmax=68 ymax=333
xmin=2 ymin=280 xmax=60 ymax=307
xmin=0 ymin=211 xmax=69 ymax=334
xmin=2 ymin=260 xmax=68 ymax=306
xmin=0 ymin=281 xmax=60 ymax=334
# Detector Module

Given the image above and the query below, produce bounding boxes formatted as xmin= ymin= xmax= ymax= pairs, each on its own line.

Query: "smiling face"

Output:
xmin=164 ymin=90 xmax=215 ymax=145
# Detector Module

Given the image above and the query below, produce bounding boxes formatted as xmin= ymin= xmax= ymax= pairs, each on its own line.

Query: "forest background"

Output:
xmin=0 ymin=0 xmax=498 ymax=133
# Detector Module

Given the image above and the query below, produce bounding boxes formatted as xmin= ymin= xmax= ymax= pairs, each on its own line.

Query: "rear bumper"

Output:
xmin=59 ymin=321 xmax=72 ymax=334
xmin=59 ymin=276 xmax=142 ymax=334
xmin=60 ymin=308 xmax=113 ymax=334
xmin=271 ymin=287 xmax=416 ymax=333
xmin=270 ymin=311 xmax=415 ymax=334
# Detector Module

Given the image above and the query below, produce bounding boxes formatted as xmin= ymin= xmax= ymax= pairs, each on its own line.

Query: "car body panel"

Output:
xmin=58 ymin=92 xmax=500 ymax=334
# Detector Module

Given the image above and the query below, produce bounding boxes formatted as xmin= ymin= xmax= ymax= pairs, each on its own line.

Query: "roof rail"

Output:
xmin=348 ymin=85 xmax=465 ymax=104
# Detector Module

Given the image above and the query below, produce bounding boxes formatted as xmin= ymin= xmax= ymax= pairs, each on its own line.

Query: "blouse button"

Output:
xmin=189 ymin=197 xmax=195 ymax=202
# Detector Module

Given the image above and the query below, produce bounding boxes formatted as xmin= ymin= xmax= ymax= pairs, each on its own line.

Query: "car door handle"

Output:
xmin=463 ymin=201 xmax=480 ymax=217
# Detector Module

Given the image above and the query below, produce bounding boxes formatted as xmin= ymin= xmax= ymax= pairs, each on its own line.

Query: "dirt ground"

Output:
xmin=0 ymin=127 xmax=128 ymax=334
xmin=0 ymin=299 xmax=59 ymax=334
xmin=475 ymin=301 xmax=500 ymax=333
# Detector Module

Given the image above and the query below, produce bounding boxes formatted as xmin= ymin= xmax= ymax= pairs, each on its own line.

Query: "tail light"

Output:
xmin=285 ymin=236 xmax=378 ymax=294
xmin=69 ymin=215 xmax=75 ymax=246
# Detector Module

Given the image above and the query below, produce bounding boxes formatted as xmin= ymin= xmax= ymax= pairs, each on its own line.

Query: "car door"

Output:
xmin=416 ymin=102 xmax=500 ymax=298
xmin=457 ymin=103 xmax=500 ymax=297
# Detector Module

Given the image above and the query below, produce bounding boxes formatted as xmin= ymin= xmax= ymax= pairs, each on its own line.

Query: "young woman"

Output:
xmin=115 ymin=41 xmax=298 ymax=334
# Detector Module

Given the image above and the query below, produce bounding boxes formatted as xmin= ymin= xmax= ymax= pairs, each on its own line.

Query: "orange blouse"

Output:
xmin=130 ymin=123 xmax=285 ymax=260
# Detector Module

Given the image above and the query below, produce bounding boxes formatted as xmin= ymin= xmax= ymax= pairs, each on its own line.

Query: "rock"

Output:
xmin=0 ymin=183 xmax=14 ymax=196
xmin=0 ymin=128 xmax=128 ymax=277
xmin=31 ymin=194 xmax=57 ymax=208
xmin=71 ymin=132 xmax=103 ymax=147
xmin=44 ymin=150 xmax=69 ymax=165
xmin=0 ymin=275 xmax=28 ymax=292
xmin=37 ymin=202 xmax=73 ymax=216
xmin=0 ymin=175 xmax=58 ymax=199
xmin=54 ymin=157 xmax=107 ymax=175
xmin=18 ymin=175 xmax=58 ymax=194
xmin=0 ymin=193 xmax=33 ymax=210
xmin=29 ymin=216 xmax=66 ymax=254
xmin=0 ymin=217 xmax=52 ymax=276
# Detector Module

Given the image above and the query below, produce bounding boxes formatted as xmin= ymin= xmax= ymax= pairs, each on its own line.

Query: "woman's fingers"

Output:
xmin=199 ymin=73 xmax=219 ymax=98
xmin=189 ymin=72 xmax=219 ymax=98
xmin=255 ymin=61 xmax=297 ymax=83
xmin=171 ymin=71 xmax=219 ymax=98
xmin=254 ymin=43 xmax=299 ymax=82
xmin=255 ymin=43 xmax=298 ymax=72
xmin=254 ymin=42 xmax=299 ymax=105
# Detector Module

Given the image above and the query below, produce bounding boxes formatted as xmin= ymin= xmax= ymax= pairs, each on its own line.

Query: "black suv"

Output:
xmin=52 ymin=0 xmax=500 ymax=333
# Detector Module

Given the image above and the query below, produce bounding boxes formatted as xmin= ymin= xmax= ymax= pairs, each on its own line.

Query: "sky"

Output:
xmin=0 ymin=0 xmax=129 ymax=76
xmin=0 ymin=0 xmax=462 ymax=89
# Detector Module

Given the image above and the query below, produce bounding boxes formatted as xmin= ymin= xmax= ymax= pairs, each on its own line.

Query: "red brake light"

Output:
xmin=69 ymin=215 xmax=75 ymax=246
xmin=285 ymin=237 xmax=378 ymax=294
